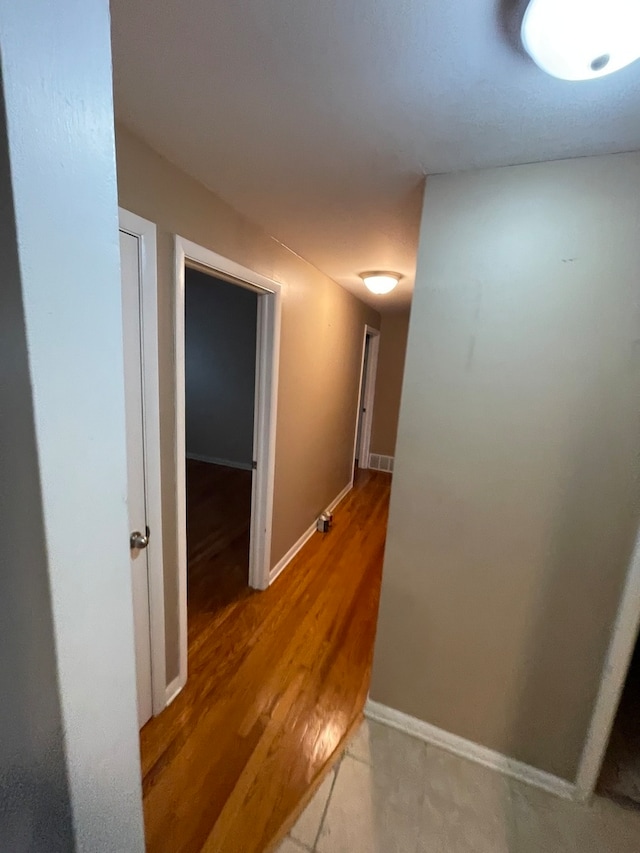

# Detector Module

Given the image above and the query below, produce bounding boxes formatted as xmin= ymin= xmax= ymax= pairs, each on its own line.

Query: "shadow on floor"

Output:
xmin=186 ymin=459 xmax=253 ymax=622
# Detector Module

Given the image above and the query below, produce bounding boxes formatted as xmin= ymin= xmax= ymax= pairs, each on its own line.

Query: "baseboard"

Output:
xmin=269 ymin=522 xmax=317 ymax=585
xmin=368 ymin=453 xmax=394 ymax=473
xmin=327 ymin=480 xmax=353 ymax=513
xmin=186 ymin=452 xmax=253 ymax=471
xmin=269 ymin=480 xmax=353 ymax=585
xmin=164 ymin=674 xmax=185 ymax=708
xmin=364 ymin=699 xmax=576 ymax=800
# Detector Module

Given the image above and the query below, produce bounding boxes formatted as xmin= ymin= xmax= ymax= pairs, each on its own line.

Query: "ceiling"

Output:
xmin=110 ymin=0 xmax=640 ymax=310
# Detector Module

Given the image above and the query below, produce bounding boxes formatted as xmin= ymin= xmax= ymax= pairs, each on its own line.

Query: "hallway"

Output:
xmin=140 ymin=469 xmax=391 ymax=853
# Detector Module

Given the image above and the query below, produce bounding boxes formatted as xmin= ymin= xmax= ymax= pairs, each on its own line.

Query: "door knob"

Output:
xmin=130 ymin=530 xmax=149 ymax=550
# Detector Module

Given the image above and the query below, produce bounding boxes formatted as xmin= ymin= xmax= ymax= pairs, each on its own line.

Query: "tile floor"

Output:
xmin=277 ymin=718 xmax=640 ymax=852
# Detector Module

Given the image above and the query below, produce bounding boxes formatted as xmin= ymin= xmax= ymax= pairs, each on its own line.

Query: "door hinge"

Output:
xmin=251 ymin=460 xmax=257 ymax=470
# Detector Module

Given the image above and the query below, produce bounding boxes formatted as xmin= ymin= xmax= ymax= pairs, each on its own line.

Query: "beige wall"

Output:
xmin=370 ymin=311 xmax=411 ymax=457
xmin=370 ymin=152 xmax=640 ymax=782
xmin=115 ymin=125 xmax=380 ymax=683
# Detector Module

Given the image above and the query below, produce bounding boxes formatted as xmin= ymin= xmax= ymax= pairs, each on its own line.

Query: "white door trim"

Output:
xmin=574 ymin=527 xmax=640 ymax=801
xmin=353 ymin=325 xmax=380 ymax=471
xmin=118 ymin=208 xmax=167 ymax=717
xmin=174 ymin=236 xmax=281 ymax=694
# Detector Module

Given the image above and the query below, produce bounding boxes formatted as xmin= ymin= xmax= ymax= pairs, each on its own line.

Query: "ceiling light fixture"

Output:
xmin=360 ymin=272 xmax=401 ymax=295
xmin=521 ymin=0 xmax=640 ymax=81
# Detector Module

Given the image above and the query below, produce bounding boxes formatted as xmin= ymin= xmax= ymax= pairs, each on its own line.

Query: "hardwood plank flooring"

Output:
xmin=140 ymin=466 xmax=391 ymax=853
xmin=186 ymin=460 xmax=252 ymax=633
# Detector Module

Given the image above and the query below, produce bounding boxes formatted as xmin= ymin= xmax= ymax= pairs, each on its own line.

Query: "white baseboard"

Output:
xmin=269 ymin=522 xmax=317 ymax=585
xmin=164 ymin=674 xmax=185 ymax=708
xmin=327 ymin=480 xmax=353 ymax=514
xmin=365 ymin=699 xmax=576 ymax=800
xmin=186 ymin=452 xmax=253 ymax=471
xmin=269 ymin=480 xmax=353 ymax=585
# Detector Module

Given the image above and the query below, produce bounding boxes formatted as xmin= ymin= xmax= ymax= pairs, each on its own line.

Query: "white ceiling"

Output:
xmin=110 ymin=0 xmax=640 ymax=309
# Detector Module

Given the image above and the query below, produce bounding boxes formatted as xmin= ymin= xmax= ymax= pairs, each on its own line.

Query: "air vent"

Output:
xmin=368 ymin=454 xmax=394 ymax=473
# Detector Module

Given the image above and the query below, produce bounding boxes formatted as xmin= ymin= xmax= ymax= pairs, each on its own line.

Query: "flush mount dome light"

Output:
xmin=360 ymin=272 xmax=401 ymax=295
xmin=521 ymin=0 xmax=640 ymax=81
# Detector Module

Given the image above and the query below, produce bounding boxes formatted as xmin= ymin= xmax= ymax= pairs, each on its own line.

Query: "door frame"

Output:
xmin=174 ymin=236 xmax=281 ymax=692
xmin=119 ymin=208 xmax=167 ymax=717
xmin=353 ymin=325 xmax=380 ymax=470
xmin=574 ymin=528 xmax=640 ymax=800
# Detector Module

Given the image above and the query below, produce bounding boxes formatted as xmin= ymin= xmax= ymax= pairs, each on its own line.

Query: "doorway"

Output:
xmin=354 ymin=326 xmax=380 ymax=470
xmin=119 ymin=208 xmax=166 ymax=727
xmin=597 ymin=634 xmax=640 ymax=807
xmin=575 ymin=530 xmax=640 ymax=802
xmin=184 ymin=268 xmax=258 ymax=647
xmin=173 ymin=237 xmax=281 ymax=695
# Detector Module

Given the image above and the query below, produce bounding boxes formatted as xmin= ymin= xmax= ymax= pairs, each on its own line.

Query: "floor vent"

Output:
xmin=369 ymin=454 xmax=394 ymax=473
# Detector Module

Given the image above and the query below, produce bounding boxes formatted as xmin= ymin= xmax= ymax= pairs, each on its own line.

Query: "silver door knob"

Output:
xmin=130 ymin=530 xmax=149 ymax=550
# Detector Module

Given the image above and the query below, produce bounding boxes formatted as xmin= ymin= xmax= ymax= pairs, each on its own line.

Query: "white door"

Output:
xmin=120 ymin=228 xmax=153 ymax=728
xmin=354 ymin=326 xmax=380 ymax=470
xmin=355 ymin=335 xmax=371 ymax=463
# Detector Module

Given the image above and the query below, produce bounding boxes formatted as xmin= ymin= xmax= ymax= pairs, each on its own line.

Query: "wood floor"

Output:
xmin=140 ymin=463 xmax=391 ymax=853
xmin=186 ymin=460 xmax=253 ymax=621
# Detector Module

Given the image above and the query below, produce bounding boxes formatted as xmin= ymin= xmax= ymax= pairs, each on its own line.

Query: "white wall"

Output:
xmin=0 ymin=0 xmax=144 ymax=849
xmin=0 ymin=101 xmax=75 ymax=852
xmin=371 ymin=152 xmax=640 ymax=782
xmin=185 ymin=269 xmax=257 ymax=467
